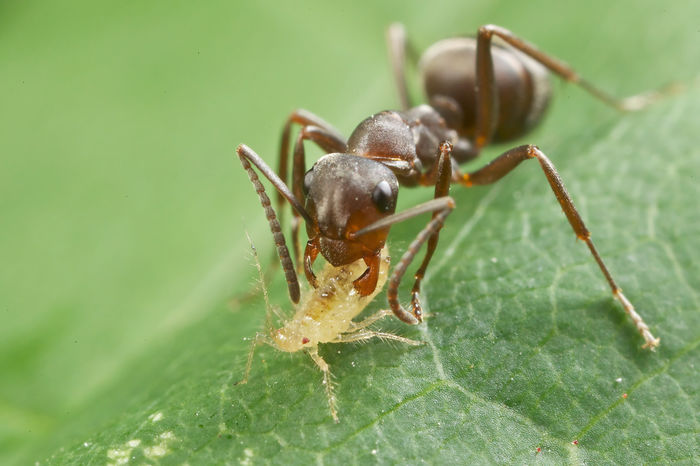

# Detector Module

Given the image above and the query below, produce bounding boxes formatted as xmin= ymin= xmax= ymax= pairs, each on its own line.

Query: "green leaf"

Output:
xmin=2 ymin=1 xmax=699 ymax=464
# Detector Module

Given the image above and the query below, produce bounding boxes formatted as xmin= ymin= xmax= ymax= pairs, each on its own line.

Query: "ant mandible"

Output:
xmin=237 ymin=23 xmax=662 ymax=350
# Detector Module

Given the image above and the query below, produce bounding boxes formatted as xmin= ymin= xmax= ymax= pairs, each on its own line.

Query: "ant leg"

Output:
xmin=279 ymin=109 xmax=346 ymax=211
xmin=386 ymin=23 xmax=419 ymax=110
xmin=460 ymin=144 xmax=659 ymax=349
xmin=278 ymin=111 xmax=346 ymax=261
xmin=303 ymin=238 xmax=320 ymax=288
xmin=473 ymin=24 xmax=680 ymax=148
xmin=237 ymin=144 xmax=313 ymax=303
xmin=288 ymin=125 xmax=347 ymax=267
xmin=306 ymin=347 xmax=339 ymax=423
xmin=410 ymin=142 xmax=453 ymax=316
xmin=389 ymin=199 xmax=455 ymax=324
xmin=253 ymin=116 xmax=346 ymax=293
xmin=331 ymin=329 xmax=422 ymax=346
xmin=350 ymin=196 xmax=456 ymax=323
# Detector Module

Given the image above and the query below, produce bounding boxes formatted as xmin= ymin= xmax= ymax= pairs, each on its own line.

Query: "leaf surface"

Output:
xmin=1 ymin=1 xmax=698 ymax=464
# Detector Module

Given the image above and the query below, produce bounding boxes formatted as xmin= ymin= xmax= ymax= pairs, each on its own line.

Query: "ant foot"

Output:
xmin=410 ymin=291 xmax=424 ymax=322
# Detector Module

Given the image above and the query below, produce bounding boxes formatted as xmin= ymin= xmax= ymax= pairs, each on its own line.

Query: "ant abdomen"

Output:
xmin=420 ymin=37 xmax=552 ymax=142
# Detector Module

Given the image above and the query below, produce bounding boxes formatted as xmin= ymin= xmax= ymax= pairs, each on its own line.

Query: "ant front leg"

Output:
xmin=473 ymin=24 xmax=677 ymax=149
xmin=277 ymin=110 xmax=346 ymax=267
xmin=387 ymin=197 xmax=455 ymax=324
xmin=278 ymin=109 xmax=346 ymax=210
xmin=288 ymin=124 xmax=348 ymax=266
xmin=459 ymin=144 xmax=659 ymax=349
xmin=410 ymin=142 xmax=454 ymax=317
xmin=350 ymin=195 xmax=456 ymax=324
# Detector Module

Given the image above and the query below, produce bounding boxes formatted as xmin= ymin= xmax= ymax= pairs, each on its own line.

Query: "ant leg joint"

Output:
xmin=526 ymin=144 xmax=541 ymax=158
xmin=478 ymin=24 xmax=496 ymax=37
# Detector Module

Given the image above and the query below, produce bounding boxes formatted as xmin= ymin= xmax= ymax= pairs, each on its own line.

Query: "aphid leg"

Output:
xmin=473 ymin=24 xmax=680 ymax=149
xmin=410 ymin=142 xmax=453 ymax=317
xmin=289 ymin=125 xmax=347 ymax=267
xmin=460 ymin=144 xmax=659 ymax=349
xmin=386 ymin=23 xmax=420 ymax=111
xmin=236 ymin=235 xmax=283 ymax=386
xmin=347 ymin=309 xmax=393 ymax=331
xmin=332 ymin=330 xmax=422 ymax=346
xmin=306 ymin=347 xmax=339 ymax=423
xmin=237 ymin=144 xmax=312 ymax=303
xmin=236 ymin=332 xmax=274 ymax=386
xmin=246 ymin=231 xmax=288 ymax=326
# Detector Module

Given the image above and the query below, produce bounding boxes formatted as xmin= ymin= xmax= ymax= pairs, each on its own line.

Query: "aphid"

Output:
xmin=238 ymin=23 xmax=662 ymax=351
xmin=237 ymin=235 xmax=420 ymax=422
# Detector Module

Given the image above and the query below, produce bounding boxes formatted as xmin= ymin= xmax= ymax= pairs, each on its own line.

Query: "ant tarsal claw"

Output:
xmin=411 ymin=291 xmax=424 ymax=321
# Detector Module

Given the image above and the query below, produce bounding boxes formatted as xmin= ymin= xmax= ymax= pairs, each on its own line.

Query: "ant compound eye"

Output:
xmin=303 ymin=168 xmax=314 ymax=196
xmin=372 ymin=180 xmax=395 ymax=213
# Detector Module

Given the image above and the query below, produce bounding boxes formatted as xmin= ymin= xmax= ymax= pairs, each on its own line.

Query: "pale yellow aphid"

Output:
xmin=238 ymin=242 xmax=421 ymax=423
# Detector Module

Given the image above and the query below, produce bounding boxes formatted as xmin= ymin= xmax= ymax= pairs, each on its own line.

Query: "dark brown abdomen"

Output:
xmin=420 ymin=37 xmax=552 ymax=143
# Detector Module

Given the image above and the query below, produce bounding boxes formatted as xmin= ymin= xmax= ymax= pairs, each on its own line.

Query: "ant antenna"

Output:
xmin=238 ymin=144 xmax=304 ymax=303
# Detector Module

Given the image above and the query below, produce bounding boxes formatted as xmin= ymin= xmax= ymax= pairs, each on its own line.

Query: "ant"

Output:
xmin=237 ymin=23 xmax=661 ymax=349
xmin=236 ymin=22 xmax=668 ymax=421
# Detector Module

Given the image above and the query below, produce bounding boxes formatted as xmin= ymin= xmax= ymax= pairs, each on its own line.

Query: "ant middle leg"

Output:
xmin=458 ymin=144 xmax=659 ymax=349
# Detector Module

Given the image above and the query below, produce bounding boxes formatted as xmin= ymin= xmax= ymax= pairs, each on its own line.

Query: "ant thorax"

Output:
xmin=272 ymin=246 xmax=390 ymax=353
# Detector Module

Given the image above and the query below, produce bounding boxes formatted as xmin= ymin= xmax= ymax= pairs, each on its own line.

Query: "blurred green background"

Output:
xmin=1 ymin=0 xmax=699 ymax=464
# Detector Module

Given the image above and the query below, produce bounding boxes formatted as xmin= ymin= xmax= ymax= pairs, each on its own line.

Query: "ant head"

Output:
xmin=303 ymin=153 xmax=398 ymax=265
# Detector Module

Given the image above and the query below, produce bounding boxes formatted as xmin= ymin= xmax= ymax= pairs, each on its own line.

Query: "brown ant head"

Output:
xmin=303 ymin=153 xmax=398 ymax=265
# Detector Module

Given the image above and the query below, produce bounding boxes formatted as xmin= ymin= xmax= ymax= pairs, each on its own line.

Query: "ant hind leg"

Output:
xmin=460 ymin=143 xmax=659 ymax=349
